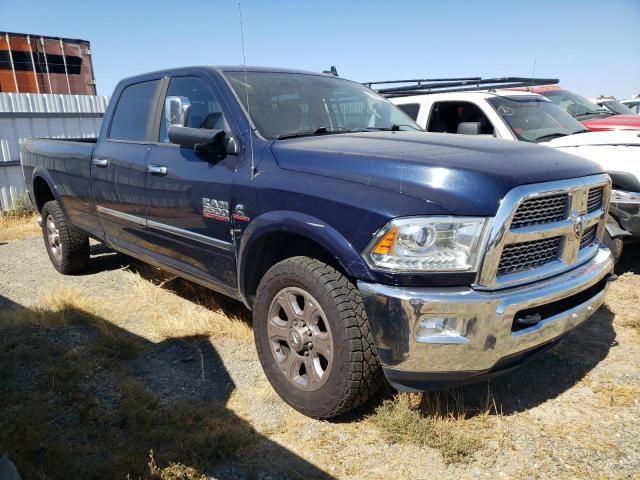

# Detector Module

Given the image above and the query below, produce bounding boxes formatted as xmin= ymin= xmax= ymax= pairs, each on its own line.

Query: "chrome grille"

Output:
xmin=580 ymin=225 xmax=598 ymax=249
xmin=587 ymin=187 xmax=604 ymax=214
xmin=497 ymin=237 xmax=562 ymax=275
xmin=511 ymin=193 xmax=568 ymax=228
xmin=476 ymin=174 xmax=611 ymax=289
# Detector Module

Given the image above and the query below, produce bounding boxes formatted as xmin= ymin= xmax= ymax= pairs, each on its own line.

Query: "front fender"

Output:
xmin=237 ymin=210 xmax=374 ymax=302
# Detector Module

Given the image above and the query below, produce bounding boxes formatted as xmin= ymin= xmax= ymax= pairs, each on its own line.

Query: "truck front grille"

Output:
xmin=580 ymin=225 xmax=598 ymax=249
xmin=498 ymin=237 xmax=562 ymax=275
xmin=476 ymin=175 xmax=611 ymax=289
xmin=510 ymin=193 xmax=568 ymax=229
xmin=587 ymin=187 xmax=604 ymax=214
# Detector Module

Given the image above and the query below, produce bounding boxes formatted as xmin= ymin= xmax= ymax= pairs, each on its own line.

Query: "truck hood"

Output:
xmin=547 ymin=130 xmax=640 ymax=148
xmin=270 ymin=131 xmax=602 ymax=216
xmin=582 ymin=115 xmax=640 ymax=132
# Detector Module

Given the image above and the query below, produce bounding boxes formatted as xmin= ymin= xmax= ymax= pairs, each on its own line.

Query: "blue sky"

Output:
xmin=1 ymin=0 xmax=639 ymax=99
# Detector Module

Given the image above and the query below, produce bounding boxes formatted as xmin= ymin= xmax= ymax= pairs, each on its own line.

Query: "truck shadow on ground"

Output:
xmin=0 ymin=295 xmax=331 ymax=480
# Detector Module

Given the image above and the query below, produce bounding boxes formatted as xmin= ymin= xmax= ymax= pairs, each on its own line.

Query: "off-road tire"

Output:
xmin=41 ymin=200 xmax=90 ymax=274
xmin=253 ymin=256 xmax=383 ymax=419
xmin=603 ymin=214 xmax=624 ymax=264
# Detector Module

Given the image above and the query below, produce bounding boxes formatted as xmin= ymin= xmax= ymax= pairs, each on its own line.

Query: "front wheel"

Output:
xmin=253 ymin=257 xmax=383 ymax=419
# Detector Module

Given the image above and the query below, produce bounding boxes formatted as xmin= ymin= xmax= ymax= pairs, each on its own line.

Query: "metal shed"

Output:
xmin=0 ymin=92 xmax=109 ymax=211
xmin=0 ymin=31 xmax=97 ymax=95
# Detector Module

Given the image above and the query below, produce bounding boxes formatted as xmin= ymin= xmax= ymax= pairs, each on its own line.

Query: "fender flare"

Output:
xmin=30 ymin=167 xmax=66 ymax=215
xmin=236 ymin=210 xmax=374 ymax=303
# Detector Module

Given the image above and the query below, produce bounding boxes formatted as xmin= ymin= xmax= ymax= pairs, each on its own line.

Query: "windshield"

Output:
xmin=487 ymin=96 xmax=588 ymax=142
xmin=597 ymin=100 xmax=636 ymax=115
xmin=224 ymin=71 xmax=421 ymax=139
xmin=543 ymin=89 xmax=611 ymax=120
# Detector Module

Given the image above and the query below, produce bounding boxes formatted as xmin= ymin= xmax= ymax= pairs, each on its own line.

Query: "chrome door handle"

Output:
xmin=92 ymin=158 xmax=109 ymax=167
xmin=147 ymin=165 xmax=168 ymax=176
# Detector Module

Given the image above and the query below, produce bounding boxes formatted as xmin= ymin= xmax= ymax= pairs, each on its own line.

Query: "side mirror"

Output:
xmin=168 ymin=125 xmax=239 ymax=155
xmin=457 ymin=122 xmax=481 ymax=135
xmin=165 ymin=96 xmax=191 ymax=129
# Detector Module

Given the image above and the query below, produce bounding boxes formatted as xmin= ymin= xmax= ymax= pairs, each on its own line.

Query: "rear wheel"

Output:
xmin=603 ymin=214 xmax=624 ymax=264
xmin=253 ymin=256 xmax=383 ymax=418
xmin=41 ymin=200 xmax=90 ymax=274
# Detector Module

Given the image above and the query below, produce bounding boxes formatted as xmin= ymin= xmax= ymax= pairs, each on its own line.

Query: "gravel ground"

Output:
xmin=1 ymin=236 xmax=640 ymax=479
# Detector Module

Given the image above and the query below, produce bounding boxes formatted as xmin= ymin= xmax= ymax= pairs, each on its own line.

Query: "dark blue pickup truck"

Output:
xmin=21 ymin=66 xmax=615 ymax=418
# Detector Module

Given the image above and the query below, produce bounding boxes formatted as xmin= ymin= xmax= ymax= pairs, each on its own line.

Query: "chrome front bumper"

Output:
xmin=358 ymin=248 xmax=614 ymax=391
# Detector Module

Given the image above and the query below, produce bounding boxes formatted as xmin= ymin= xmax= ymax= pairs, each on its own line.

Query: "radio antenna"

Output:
xmin=530 ymin=59 xmax=537 ymax=89
xmin=238 ymin=1 xmax=256 ymax=179
xmin=528 ymin=58 xmax=537 ymax=104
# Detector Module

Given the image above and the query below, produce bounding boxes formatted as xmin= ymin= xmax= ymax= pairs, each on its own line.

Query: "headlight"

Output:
xmin=363 ymin=217 xmax=489 ymax=272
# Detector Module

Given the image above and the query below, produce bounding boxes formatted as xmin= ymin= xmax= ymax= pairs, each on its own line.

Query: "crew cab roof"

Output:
xmin=112 ymin=65 xmax=336 ymax=89
xmin=213 ymin=65 xmax=327 ymax=75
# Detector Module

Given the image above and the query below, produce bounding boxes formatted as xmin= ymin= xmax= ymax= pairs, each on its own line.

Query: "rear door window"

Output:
xmin=109 ymin=80 xmax=161 ymax=141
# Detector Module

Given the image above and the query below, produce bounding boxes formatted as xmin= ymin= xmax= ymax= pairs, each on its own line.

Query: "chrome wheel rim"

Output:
xmin=45 ymin=214 xmax=62 ymax=263
xmin=267 ymin=287 xmax=334 ymax=391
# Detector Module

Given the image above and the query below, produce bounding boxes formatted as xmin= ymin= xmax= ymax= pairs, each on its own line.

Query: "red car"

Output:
xmin=512 ymin=85 xmax=640 ymax=131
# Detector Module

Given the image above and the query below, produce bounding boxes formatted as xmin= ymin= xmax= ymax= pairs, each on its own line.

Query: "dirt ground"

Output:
xmin=0 ymin=232 xmax=639 ymax=479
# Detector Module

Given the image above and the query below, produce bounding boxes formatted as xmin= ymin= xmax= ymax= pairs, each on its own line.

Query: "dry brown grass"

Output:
xmin=369 ymin=391 xmax=501 ymax=464
xmin=0 ymin=211 xmax=39 ymax=242
xmin=0 ymin=288 xmax=258 ymax=479
xmin=605 ymin=272 xmax=640 ymax=335
xmin=592 ymin=382 xmax=640 ymax=407
xmin=119 ymin=270 xmax=253 ymax=343
xmin=1 ymin=287 xmax=109 ymax=331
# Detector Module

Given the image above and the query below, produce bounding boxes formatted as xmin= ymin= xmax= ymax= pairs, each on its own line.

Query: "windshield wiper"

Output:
xmin=533 ymin=132 xmax=569 ymax=142
xmin=366 ymin=124 xmax=422 ymax=132
xmin=574 ymin=110 xmax=612 ymax=119
xmin=277 ymin=126 xmax=354 ymax=140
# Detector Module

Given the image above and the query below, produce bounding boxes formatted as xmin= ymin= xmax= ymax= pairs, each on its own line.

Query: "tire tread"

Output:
xmin=254 ymin=256 xmax=383 ymax=418
xmin=41 ymin=200 xmax=89 ymax=274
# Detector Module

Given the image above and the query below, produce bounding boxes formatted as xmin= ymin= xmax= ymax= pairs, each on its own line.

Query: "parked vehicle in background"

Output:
xmin=21 ymin=67 xmax=614 ymax=419
xmin=379 ymin=77 xmax=639 ymax=261
xmin=590 ymin=96 xmax=638 ymax=116
xmin=515 ymin=85 xmax=640 ymax=131
xmin=622 ymin=96 xmax=640 ymax=114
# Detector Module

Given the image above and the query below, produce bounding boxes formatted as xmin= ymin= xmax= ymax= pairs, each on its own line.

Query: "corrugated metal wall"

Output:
xmin=0 ymin=92 xmax=109 ymax=210
xmin=0 ymin=92 xmax=108 ymax=113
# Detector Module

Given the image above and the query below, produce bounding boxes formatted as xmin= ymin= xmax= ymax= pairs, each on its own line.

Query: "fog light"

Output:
xmin=415 ymin=316 xmax=469 ymax=344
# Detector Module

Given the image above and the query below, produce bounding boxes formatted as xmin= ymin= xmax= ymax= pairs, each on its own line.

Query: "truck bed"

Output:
xmin=21 ymin=137 xmax=98 ymax=232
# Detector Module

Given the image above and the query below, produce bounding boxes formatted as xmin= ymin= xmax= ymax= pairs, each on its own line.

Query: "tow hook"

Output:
xmin=516 ymin=313 xmax=542 ymax=326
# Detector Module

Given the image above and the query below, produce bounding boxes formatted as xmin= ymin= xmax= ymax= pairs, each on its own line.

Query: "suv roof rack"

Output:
xmin=364 ymin=77 xmax=559 ymax=97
